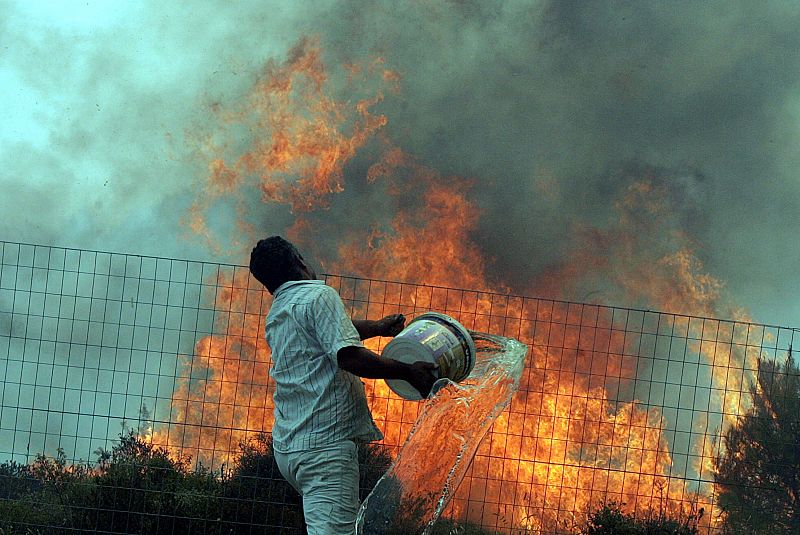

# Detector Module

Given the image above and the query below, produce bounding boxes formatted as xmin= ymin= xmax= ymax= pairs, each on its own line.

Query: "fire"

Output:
xmin=152 ymin=267 xmax=274 ymax=469
xmin=186 ymin=36 xmax=390 ymax=251
xmin=162 ymin=38 xmax=399 ymax=467
xmin=335 ymin=176 xmax=492 ymax=291
xmin=161 ymin=38 xmax=752 ymax=532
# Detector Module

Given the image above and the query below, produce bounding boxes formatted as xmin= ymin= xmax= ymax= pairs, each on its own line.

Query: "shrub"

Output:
xmin=221 ymin=432 xmax=304 ymax=533
xmin=582 ymin=502 xmax=700 ymax=535
xmin=0 ymin=432 xmax=501 ymax=534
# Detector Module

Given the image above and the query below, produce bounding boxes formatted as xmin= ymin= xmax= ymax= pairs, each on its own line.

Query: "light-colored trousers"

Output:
xmin=274 ymin=440 xmax=360 ymax=535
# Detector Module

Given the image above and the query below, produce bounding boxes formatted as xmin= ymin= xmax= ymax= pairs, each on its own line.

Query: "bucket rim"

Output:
xmin=412 ymin=312 xmax=476 ymax=372
xmin=384 ymin=377 xmax=425 ymax=400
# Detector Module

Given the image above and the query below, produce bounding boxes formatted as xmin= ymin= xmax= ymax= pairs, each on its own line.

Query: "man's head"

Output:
xmin=249 ymin=236 xmax=316 ymax=294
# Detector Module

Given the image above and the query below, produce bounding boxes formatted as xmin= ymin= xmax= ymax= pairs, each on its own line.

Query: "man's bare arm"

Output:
xmin=352 ymin=314 xmax=405 ymax=340
xmin=337 ymin=345 xmax=437 ymax=397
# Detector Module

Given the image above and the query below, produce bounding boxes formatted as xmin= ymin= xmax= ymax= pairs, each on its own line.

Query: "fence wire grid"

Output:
xmin=1 ymin=241 xmax=798 ymax=534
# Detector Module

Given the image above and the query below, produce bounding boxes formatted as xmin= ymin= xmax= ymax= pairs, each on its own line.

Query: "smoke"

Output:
xmin=0 ymin=1 xmax=302 ymax=258
xmin=307 ymin=1 xmax=800 ymax=322
xmin=3 ymin=1 xmax=800 ymax=324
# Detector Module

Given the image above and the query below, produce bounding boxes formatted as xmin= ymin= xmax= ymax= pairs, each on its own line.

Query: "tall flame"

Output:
xmin=154 ymin=268 xmax=274 ymax=469
xmin=158 ymin=38 xmax=757 ymax=532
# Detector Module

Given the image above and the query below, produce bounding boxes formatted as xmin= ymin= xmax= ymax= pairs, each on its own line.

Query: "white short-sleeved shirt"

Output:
xmin=265 ymin=279 xmax=383 ymax=453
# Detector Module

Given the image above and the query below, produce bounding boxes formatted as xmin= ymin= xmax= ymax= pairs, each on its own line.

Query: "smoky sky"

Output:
xmin=3 ymin=1 xmax=800 ymax=325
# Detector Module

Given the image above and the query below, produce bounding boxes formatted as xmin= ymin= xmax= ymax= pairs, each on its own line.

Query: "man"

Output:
xmin=249 ymin=236 xmax=438 ymax=534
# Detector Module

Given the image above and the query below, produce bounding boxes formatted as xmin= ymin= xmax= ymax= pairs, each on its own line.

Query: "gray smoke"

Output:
xmin=3 ymin=1 xmax=800 ymax=325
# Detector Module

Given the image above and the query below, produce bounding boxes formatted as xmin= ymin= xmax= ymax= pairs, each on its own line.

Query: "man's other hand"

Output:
xmin=377 ymin=314 xmax=405 ymax=337
xmin=407 ymin=360 xmax=439 ymax=398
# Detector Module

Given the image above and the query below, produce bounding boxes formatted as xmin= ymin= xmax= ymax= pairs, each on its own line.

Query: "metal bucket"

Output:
xmin=383 ymin=312 xmax=476 ymax=400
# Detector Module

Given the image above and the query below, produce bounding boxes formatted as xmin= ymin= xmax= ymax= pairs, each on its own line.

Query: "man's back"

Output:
xmin=266 ymin=280 xmax=382 ymax=453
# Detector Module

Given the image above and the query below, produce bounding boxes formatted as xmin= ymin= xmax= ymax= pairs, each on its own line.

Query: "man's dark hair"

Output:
xmin=249 ymin=236 xmax=305 ymax=293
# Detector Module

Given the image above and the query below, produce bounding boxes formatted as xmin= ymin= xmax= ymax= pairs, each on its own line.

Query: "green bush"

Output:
xmin=221 ymin=432 xmax=304 ymax=533
xmin=0 ymin=498 xmax=53 ymax=533
xmin=0 ymin=449 xmax=94 ymax=532
xmin=0 ymin=432 xmax=501 ymax=534
xmin=358 ymin=442 xmax=394 ymax=502
xmin=429 ymin=518 xmax=500 ymax=534
xmin=88 ymin=430 xmax=204 ymax=533
xmin=582 ymin=502 xmax=700 ymax=535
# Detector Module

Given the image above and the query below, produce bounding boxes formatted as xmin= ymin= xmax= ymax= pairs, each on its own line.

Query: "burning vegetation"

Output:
xmin=153 ymin=39 xmax=766 ymax=533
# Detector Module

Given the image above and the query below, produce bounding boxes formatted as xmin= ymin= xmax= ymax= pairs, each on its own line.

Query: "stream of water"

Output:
xmin=356 ymin=332 xmax=528 ymax=534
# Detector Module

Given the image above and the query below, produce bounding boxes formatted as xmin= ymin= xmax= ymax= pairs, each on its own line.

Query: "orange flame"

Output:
xmin=161 ymin=38 xmax=756 ymax=532
xmin=186 ymin=36 xmax=390 ymax=253
xmin=153 ymin=269 xmax=274 ymax=469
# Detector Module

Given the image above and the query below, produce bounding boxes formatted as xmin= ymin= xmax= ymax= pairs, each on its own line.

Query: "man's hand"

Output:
xmin=376 ymin=314 xmax=406 ymax=337
xmin=406 ymin=360 xmax=439 ymax=398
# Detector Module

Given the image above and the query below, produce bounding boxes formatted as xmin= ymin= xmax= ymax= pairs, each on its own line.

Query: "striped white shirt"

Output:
xmin=265 ymin=280 xmax=383 ymax=453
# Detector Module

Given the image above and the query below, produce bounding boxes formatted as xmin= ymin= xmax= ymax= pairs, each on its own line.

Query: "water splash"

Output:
xmin=356 ymin=332 xmax=528 ymax=534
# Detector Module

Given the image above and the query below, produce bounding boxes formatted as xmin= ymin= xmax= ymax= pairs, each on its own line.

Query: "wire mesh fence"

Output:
xmin=1 ymin=240 xmax=797 ymax=534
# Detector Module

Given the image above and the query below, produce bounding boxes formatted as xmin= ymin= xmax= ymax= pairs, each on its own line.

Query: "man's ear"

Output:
xmin=295 ymin=254 xmax=313 ymax=279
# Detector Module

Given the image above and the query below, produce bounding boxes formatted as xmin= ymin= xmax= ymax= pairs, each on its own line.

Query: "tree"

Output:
xmin=714 ymin=351 xmax=800 ymax=533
